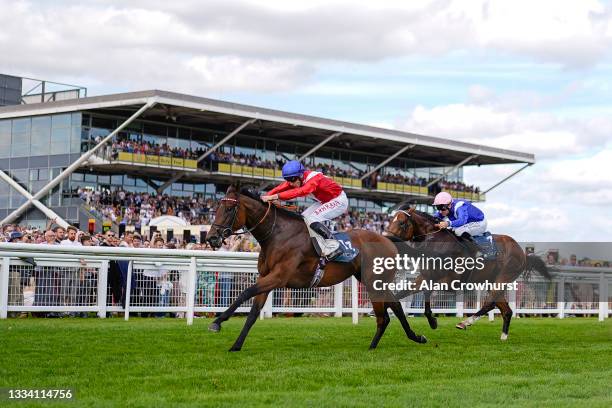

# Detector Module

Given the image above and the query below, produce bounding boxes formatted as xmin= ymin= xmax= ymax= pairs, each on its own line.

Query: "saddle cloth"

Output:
xmin=330 ymin=231 xmax=359 ymax=263
xmin=472 ymin=232 xmax=498 ymax=260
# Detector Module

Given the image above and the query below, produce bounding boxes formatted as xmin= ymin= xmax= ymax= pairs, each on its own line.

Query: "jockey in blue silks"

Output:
xmin=432 ymin=191 xmax=487 ymax=254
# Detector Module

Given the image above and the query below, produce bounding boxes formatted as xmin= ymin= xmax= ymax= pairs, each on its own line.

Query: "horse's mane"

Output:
xmin=239 ymin=187 xmax=304 ymax=220
xmin=396 ymin=203 xmax=440 ymax=225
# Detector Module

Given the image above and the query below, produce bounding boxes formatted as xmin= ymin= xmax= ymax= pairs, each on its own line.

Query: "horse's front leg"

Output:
xmin=229 ymin=292 xmax=269 ymax=352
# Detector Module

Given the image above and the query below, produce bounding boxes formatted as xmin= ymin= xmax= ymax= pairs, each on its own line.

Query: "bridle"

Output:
xmin=385 ymin=209 xmax=442 ymax=241
xmin=210 ymin=196 xmax=277 ymax=242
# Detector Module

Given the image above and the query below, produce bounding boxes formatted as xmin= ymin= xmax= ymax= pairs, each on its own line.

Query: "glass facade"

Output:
xmin=0 ymin=110 xmax=471 ymax=225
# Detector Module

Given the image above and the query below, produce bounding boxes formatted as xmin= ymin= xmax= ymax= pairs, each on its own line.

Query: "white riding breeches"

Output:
xmin=302 ymin=192 xmax=349 ymax=224
xmin=452 ymin=219 xmax=487 ymax=237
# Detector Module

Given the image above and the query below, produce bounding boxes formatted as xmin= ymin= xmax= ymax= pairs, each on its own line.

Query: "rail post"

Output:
xmin=186 ymin=257 xmax=196 ymax=325
xmin=97 ymin=260 xmax=108 ymax=319
xmin=456 ymin=290 xmax=464 ymax=318
xmin=0 ymin=257 xmax=9 ymax=319
xmin=351 ymin=276 xmax=358 ymax=324
xmin=124 ymin=261 xmax=133 ymax=321
xmin=334 ymin=283 xmax=343 ymax=317
xmin=599 ymin=272 xmax=608 ymax=322
xmin=557 ymin=277 xmax=565 ymax=319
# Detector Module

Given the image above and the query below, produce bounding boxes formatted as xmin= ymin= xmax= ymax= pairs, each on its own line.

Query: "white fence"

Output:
xmin=0 ymin=243 xmax=610 ymax=324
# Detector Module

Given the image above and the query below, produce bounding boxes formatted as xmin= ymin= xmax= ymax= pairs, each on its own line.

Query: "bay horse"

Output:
xmin=384 ymin=205 xmax=551 ymax=340
xmin=205 ymin=186 xmax=427 ymax=351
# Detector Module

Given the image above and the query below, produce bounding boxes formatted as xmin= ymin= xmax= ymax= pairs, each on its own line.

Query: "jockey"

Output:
xmin=432 ymin=191 xmax=487 ymax=254
xmin=261 ymin=160 xmax=347 ymax=260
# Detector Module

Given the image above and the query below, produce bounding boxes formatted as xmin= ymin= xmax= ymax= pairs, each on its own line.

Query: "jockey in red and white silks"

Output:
xmin=261 ymin=160 xmax=348 ymax=260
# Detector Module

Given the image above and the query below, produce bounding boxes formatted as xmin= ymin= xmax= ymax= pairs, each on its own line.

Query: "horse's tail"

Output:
xmin=525 ymin=254 xmax=552 ymax=280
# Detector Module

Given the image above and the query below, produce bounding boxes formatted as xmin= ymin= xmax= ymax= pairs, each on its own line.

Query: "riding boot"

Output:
xmin=308 ymin=222 xmax=342 ymax=261
xmin=460 ymin=232 xmax=482 ymax=257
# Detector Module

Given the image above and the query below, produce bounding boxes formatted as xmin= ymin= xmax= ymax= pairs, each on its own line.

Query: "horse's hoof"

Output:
xmin=500 ymin=332 xmax=508 ymax=341
xmin=428 ymin=317 xmax=438 ymax=330
xmin=228 ymin=346 xmax=242 ymax=352
xmin=208 ymin=322 xmax=221 ymax=332
xmin=456 ymin=322 xmax=467 ymax=330
xmin=418 ymin=335 xmax=427 ymax=344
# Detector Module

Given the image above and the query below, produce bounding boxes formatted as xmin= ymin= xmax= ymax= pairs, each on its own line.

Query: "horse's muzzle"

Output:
xmin=207 ymin=235 xmax=222 ymax=249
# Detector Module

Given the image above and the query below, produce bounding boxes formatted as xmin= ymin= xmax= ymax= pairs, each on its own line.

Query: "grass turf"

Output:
xmin=1 ymin=316 xmax=610 ymax=407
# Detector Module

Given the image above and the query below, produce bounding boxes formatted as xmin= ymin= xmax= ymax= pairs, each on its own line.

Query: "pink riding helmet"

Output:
xmin=433 ymin=191 xmax=453 ymax=205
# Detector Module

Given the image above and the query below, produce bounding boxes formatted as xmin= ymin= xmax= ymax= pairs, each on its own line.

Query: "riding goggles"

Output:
xmin=284 ymin=176 xmax=300 ymax=182
xmin=435 ymin=204 xmax=450 ymax=211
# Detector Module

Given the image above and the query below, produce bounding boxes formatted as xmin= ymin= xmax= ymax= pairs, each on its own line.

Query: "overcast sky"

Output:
xmin=1 ymin=0 xmax=611 ymax=241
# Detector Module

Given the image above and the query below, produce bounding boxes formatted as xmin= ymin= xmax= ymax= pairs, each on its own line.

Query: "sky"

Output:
xmin=1 ymin=0 xmax=611 ymax=241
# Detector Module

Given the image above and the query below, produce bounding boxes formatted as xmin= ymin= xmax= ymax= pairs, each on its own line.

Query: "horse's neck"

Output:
xmin=242 ymin=202 xmax=269 ymax=237
xmin=242 ymin=201 xmax=305 ymax=248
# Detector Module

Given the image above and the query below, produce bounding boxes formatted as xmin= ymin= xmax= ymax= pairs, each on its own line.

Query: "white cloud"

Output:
xmin=397 ymin=88 xmax=612 ymax=241
xmin=1 ymin=0 xmax=612 ymax=95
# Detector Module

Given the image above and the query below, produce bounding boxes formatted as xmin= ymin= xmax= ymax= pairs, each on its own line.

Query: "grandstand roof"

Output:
xmin=0 ymin=89 xmax=535 ymax=166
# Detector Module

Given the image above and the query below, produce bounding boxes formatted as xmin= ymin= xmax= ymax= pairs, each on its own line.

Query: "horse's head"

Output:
xmin=385 ymin=208 xmax=416 ymax=240
xmin=385 ymin=207 xmax=440 ymax=241
xmin=206 ymin=185 xmax=247 ymax=248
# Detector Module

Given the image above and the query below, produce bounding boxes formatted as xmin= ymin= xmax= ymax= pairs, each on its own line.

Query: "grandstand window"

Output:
xmin=143 ymin=122 xmax=167 ymax=137
xmin=52 ymin=114 xmax=71 ymax=128
xmin=91 ymin=116 xmax=115 ymax=129
xmin=85 ymin=174 xmax=97 ymax=183
xmin=124 ymin=176 xmax=136 ymax=186
xmin=50 ymin=127 xmax=71 ymax=154
xmin=97 ymin=175 xmax=110 ymax=184
xmin=90 ymin=127 xmax=110 ymax=140
xmin=31 ymin=116 xmax=51 ymax=155
xmin=11 ymin=118 xmax=31 ymax=157
xmin=111 ymin=175 xmax=122 ymax=185
xmin=70 ymin=127 xmax=80 ymax=153
xmin=71 ymin=173 xmax=84 ymax=182
xmin=0 ymin=119 xmax=10 ymax=158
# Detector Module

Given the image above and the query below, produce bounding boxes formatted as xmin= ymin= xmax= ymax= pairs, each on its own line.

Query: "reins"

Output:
xmin=386 ymin=209 xmax=442 ymax=240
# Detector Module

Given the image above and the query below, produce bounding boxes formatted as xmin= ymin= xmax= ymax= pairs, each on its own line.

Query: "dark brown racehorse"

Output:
xmin=385 ymin=205 xmax=551 ymax=340
xmin=205 ymin=186 xmax=427 ymax=351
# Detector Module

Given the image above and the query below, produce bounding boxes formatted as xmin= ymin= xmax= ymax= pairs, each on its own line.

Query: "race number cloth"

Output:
xmin=472 ymin=232 xmax=498 ymax=260
xmin=330 ymin=232 xmax=359 ymax=263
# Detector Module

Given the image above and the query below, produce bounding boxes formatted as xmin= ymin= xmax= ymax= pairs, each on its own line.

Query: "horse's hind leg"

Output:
xmin=387 ymin=301 xmax=427 ymax=344
xmin=369 ymin=302 xmax=390 ymax=350
xmin=456 ymin=301 xmax=495 ymax=330
xmin=229 ymin=292 xmax=270 ymax=352
xmin=456 ymin=289 xmax=504 ymax=330
xmin=496 ymin=299 xmax=513 ymax=341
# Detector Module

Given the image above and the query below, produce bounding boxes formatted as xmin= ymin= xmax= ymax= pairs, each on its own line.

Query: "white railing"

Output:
xmin=0 ymin=243 xmax=610 ymax=324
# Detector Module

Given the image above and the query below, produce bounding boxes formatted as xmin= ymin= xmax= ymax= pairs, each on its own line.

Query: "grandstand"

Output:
xmin=0 ymin=83 xmax=535 ymax=231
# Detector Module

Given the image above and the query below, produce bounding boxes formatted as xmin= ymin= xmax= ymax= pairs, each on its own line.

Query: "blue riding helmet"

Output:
xmin=281 ymin=160 xmax=305 ymax=179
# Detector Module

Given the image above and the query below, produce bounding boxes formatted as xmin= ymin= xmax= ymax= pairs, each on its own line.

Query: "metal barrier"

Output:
xmin=0 ymin=243 xmax=610 ymax=324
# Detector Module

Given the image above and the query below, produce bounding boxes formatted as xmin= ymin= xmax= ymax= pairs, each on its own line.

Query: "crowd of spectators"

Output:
xmin=99 ymin=138 xmax=481 ymax=193
xmin=2 ymin=223 xmax=261 ymax=319
xmin=109 ymin=138 xmax=204 ymax=160
xmin=79 ymin=188 xmax=215 ymax=226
